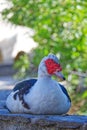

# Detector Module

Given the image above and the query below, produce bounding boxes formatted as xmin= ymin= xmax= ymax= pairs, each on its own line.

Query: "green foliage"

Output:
xmin=70 ymin=88 xmax=87 ymax=115
xmin=13 ymin=53 xmax=30 ymax=79
xmin=82 ymin=90 xmax=87 ymax=98
xmin=2 ymin=0 xmax=87 ymax=75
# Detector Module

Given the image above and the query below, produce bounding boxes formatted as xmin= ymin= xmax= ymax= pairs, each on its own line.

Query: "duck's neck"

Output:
xmin=38 ymin=70 xmax=51 ymax=79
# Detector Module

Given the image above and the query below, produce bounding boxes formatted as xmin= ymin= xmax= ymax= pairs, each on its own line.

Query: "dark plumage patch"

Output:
xmin=13 ymin=79 xmax=37 ymax=109
xmin=14 ymin=91 xmax=19 ymax=100
xmin=13 ymin=79 xmax=37 ymax=92
xmin=59 ymin=83 xmax=71 ymax=102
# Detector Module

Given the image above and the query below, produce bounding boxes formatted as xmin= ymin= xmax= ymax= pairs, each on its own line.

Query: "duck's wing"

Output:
xmin=12 ymin=79 xmax=37 ymax=110
xmin=13 ymin=79 xmax=37 ymax=92
xmin=59 ymin=83 xmax=71 ymax=102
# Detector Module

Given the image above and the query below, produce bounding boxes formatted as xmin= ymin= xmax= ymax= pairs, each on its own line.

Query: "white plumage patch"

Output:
xmin=6 ymin=91 xmax=31 ymax=113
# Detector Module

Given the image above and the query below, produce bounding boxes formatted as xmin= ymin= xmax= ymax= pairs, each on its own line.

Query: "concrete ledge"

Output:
xmin=0 ymin=113 xmax=87 ymax=130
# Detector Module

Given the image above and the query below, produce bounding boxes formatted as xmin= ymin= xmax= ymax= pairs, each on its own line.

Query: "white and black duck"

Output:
xmin=6 ymin=54 xmax=71 ymax=114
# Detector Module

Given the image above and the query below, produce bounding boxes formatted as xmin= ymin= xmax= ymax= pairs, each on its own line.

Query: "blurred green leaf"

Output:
xmin=82 ymin=90 xmax=87 ymax=98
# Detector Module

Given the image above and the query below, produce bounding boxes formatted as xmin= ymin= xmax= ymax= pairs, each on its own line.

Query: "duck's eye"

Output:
xmin=48 ymin=62 xmax=51 ymax=65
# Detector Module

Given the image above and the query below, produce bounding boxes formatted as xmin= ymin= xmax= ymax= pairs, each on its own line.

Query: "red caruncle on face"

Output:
xmin=45 ymin=59 xmax=62 ymax=75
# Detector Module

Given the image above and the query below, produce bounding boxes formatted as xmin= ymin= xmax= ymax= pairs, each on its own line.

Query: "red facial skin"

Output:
xmin=45 ymin=59 xmax=62 ymax=75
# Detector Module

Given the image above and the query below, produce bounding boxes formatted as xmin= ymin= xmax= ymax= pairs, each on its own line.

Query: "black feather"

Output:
xmin=13 ymin=79 xmax=37 ymax=92
xmin=59 ymin=83 xmax=71 ymax=102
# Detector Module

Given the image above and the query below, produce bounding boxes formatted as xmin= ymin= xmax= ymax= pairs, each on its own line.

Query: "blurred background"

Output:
xmin=0 ymin=0 xmax=87 ymax=115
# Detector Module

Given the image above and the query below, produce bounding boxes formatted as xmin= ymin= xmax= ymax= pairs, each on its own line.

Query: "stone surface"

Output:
xmin=0 ymin=113 xmax=87 ymax=130
xmin=0 ymin=101 xmax=6 ymax=109
xmin=0 ymin=90 xmax=12 ymax=100
xmin=0 ymin=109 xmax=10 ymax=114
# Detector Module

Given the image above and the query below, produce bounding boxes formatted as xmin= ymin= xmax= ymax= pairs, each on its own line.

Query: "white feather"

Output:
xmin=24 ymin=77 xmax=71 ymax=114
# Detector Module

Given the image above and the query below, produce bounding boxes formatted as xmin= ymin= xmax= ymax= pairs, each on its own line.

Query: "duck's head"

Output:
xmin=38 ymin=54 xmax=65 ymax=80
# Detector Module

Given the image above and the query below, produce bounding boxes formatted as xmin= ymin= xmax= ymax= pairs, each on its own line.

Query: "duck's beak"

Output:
xmin=54 ymin=71 xmax=66 ymax=80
